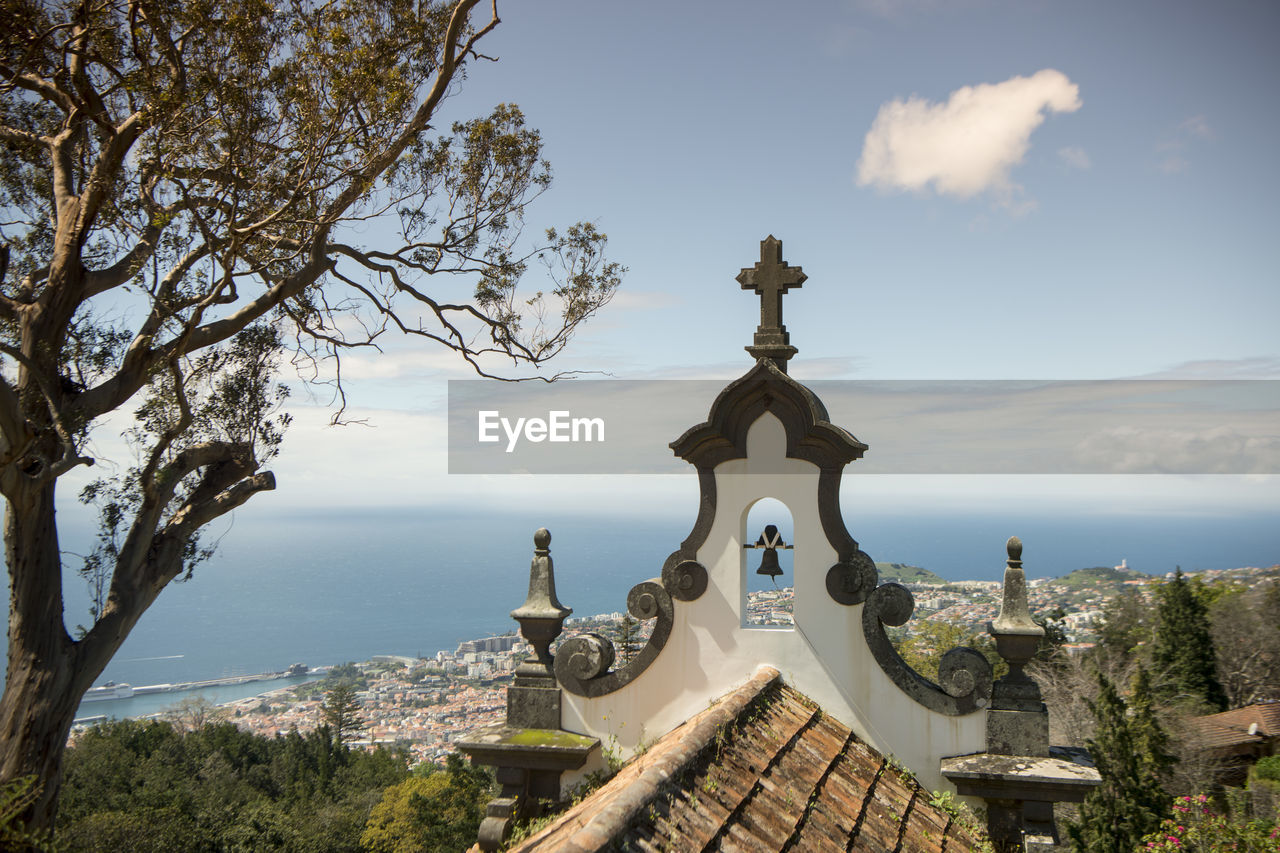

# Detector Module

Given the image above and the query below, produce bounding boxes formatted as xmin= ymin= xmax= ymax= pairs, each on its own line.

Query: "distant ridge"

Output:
xmin=1055 ymin=565 xmax=1150 ymax=589
xmin=876 ymin=562 xmax=945 ymax=584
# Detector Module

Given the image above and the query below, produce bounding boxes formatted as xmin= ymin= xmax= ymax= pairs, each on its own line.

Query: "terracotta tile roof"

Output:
xmin=1191 ymin=703 xmax=1280 ymax=749
xmin=505 ymin=667 xmax=986 ymax=852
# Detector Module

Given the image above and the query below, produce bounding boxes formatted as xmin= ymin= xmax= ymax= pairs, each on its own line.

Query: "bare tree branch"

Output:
xmin=0 ymin=123 xmax=44 ymax=147
xmin=0 ymin=342 xmax=94 ymax=480
xmin=162 ymin=469 xmax=274 ymax=546
xmin=0 ymin=63 xmax=78 ymax=113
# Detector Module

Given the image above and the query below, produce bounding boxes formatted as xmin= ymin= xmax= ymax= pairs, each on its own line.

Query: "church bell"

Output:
xmin=756 ymin=548 xmax=783 ymax=579
xmin=754 ymin=524 xmax=785 ymax=579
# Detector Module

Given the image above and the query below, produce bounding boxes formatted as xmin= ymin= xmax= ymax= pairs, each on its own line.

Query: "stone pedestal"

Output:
xmin=942 ymin=538 xmax=1100 ymax=851
xmin=457 ymin=725 xmax=600 ymax=851
xmin=456 ymin=529 xmax=601 ymax=851
xmin=507 ymin=682 xmax=562 ymax=731
xmin=941 ymin=751 xmax=1101 ymax=851
xmin=986 ymin=708 xmax=1049 ymax=757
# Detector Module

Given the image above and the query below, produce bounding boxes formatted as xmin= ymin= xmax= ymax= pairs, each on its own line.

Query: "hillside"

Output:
xmin=1056 ymin=565 xmax=1150 ymax=589
xmin=875 ymin=562 xmax=946 ymax=585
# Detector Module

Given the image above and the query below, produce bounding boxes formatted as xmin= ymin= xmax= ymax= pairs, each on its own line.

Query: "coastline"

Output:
xmin=72 ymin=672 xmax=325 ymax=725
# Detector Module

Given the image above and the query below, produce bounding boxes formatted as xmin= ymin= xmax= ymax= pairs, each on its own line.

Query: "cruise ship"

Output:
xmin=82 ymin=682 xmax=134 ymax=701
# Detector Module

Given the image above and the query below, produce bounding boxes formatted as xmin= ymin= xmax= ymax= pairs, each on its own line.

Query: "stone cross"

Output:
xmin=736 ymin=235 xmax=806 ymax=370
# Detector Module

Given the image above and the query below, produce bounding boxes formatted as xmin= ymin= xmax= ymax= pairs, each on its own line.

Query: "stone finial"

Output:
xmin=990 ymin=536 xmax=1042 ymax=638
xmin=988 ymin=536 xmax=1045 ymax=714
xmin=459 ymin=528 xmax=600 ymax=853
xmin=988 ymin=535 xmax=1039 ymax=635
xmin=736 ymin=235 xmax=806 ymax=370
xmin=511 ymin=528 xmax=572 ymax=682
xmin=950 ymin=536 xmax=1102 ymax=852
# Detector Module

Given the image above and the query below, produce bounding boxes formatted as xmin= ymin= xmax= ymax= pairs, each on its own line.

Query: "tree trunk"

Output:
xmin=0 ymin=653 xmax=82 ymax=832
xmin=1 ymin=483 xmax=92 ymax=831
xmin=1 ymin=468 xmax=213 ymax=834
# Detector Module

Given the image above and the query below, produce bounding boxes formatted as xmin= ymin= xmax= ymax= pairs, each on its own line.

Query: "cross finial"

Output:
xmin=736 ymin=235 xmax=806 ymax=370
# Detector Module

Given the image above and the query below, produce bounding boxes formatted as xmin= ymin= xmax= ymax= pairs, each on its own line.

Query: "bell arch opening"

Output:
xmin=742 ymin=497 xmax=795 ymax=629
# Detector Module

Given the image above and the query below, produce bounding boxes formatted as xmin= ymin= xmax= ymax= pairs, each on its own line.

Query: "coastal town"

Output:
xmin=129 ymin=560 xmax=1278 ymax=770
xmin=208 ymin=611 xmax=656 ymax=767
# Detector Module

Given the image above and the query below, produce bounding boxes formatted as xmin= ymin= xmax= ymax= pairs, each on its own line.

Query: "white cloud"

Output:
xmin=1154 ymin=115 xmax=1213 ymax=174
xmin=1180 ymin=115 xmax=1213 ymax=139
xmin=1132 ymin=357 xmax=1280 ymax=380
xmin=817 ymin=23 xmax=868 ymax=58
xmin=1057 ymin=146 xmax=1091 ymax=170
xmin=844 ymin=474 xmax=1280 ymax=517
xmin=323 ymin=347 xmax=483 ymax=382
xmin=1074 ymin=426 xmax=1280 ymax=475
xmin=605 ymin=290 xmax=682 ymax=312
xmin=849 ymin=0 xmax=987 ymax=19
xmin=856 ymin=69 xmax=1082 ymax=205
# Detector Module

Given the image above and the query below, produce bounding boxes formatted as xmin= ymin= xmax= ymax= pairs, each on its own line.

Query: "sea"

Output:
xmin=28 ymin=503 xmax=1280 ymax=721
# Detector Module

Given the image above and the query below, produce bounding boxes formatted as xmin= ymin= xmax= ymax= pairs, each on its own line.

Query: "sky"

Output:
xmin=63 ymin=0 xmax=1280 ymax=544
xmin=37 ymin=0 xmax=1280 ymax=681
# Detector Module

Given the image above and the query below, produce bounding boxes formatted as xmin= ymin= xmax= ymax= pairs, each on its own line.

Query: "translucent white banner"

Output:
xmin=447 ymin=380 xmax=1280 ymax=475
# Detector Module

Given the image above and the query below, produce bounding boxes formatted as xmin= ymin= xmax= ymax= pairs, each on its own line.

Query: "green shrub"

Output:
xmin=1254 ymin=756 xmax=1280 ymax=785
xmin=1140 ymin=794 xmax=1280 ymax=852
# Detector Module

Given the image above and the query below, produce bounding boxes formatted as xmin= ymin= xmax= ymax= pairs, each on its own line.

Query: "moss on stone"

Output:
xmin=501 ymin=728 xmax=597 ymax=749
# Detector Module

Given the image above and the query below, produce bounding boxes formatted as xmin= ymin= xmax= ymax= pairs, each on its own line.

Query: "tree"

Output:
xmin=1152 ymin=569 xmax=1228 ymax=711
xmin=1140 ymin=793 xmax=1280 ymax=853
xmin=1129 ymin=666 xmax=1176 ymax=784
xmin=321 ymin=684 xmax=364 ymax=748
xmin=56 ymin=717 xmax=411 ymax=851
xmin=360 ymin=755 xmax=492 ymax=853
xmin=1034 ymin=606 xmax=1069 ymax=663
xmin=0 ymin=0 xmax=622 ymax=831
xmin=892 ymin=616 xmax=1007 ymax=682
xmin=1067 ymin=668 xmax=1171 ymax=853
xmin=1094 ymin=585 xmax=1154 ymax=669
xmin=165 ymin=694 xmax=221 ymax=732
xmin=0 ymin=776 xmax=54 ymax=852
xmin=1029 ymin=649 xmax=1122 ymax=748
xmin=613 ymin=613 xmax=640 ymax=665
xmin=1210 ymin=580 xmax=1280 ymax=707
xmin=894 ymin=618 xmax=975 ymax=682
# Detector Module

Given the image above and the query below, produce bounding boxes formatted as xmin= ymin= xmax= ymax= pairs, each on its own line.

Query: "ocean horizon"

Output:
xmin=37 ymin=503 xmax=1276 ymax=710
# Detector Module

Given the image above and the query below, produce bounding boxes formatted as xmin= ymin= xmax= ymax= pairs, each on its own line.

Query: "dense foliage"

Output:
xmin=1088 ymin=573 xmax=1280 ymax=713
xmin=1141 ymin=794 xmax=1280 ymax=853
xmin=1257 ymin=757 xmax=1280 ymax=786
xmin=1093 ymin=585 xmax=1154 ymax=667
xmin=323 ymin=684 xmax=366 ymax=747
xmin=361 ymin=756 xmax=494 ymax=853
xmin=53 ymin=718 xmax=497 ymax=852
xmin=876 ymin=563 xmax=1279 ymax=849
xmin=0 ymin=776 xmax=54 ymax=851
xmin=1211 ymin=581 xmax=1280 ymax=708
xmin=1152 ymin=569 xmax=1228 ymax=711
xmin=1068 ymin=668 xmax=1173 ymax=853
xmin=893 ymin=608 xmax=1064 ymax=682
xmin=1049 ymin=571 xmax=1280 ymax=851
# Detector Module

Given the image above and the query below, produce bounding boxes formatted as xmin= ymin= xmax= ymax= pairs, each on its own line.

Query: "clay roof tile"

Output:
xmin=504 ymin=666 xmax=987 ymax=852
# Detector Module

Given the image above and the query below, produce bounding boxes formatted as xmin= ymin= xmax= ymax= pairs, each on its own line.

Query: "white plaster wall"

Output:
xmin=560 ymin=413 xmax=986 ymax=792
